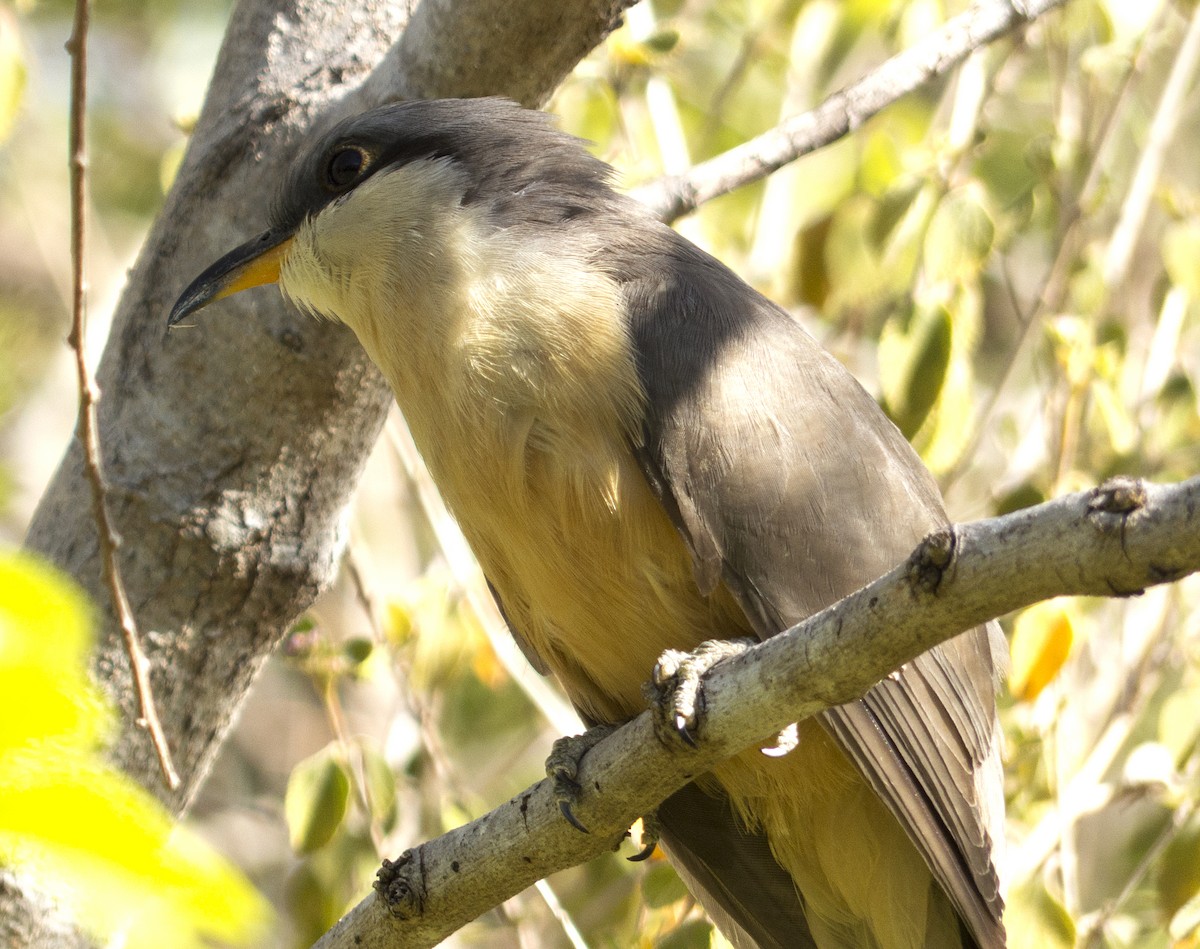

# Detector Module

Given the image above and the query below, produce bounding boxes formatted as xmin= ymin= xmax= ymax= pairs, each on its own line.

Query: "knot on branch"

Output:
xmin=374 ymin=850 xmax=426 ymax=919
xmin=907 ymin=526 xmax=957 ymax=595
xmin=1087 ymin=476 xmax=1147 ymax=527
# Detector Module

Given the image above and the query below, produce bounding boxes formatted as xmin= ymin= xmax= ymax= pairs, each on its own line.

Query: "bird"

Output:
xmin=169 ymin=97 xmax=1006 ymax=949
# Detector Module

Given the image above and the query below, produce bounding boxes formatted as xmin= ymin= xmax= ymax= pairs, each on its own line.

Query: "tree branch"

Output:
xmin=633 ymin=0 xmax=1070 ymax=223
xmin=311 ymin=476 xmax=1200 ymax=949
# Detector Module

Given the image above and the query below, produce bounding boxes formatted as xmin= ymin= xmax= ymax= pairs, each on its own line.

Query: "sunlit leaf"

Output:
xmin=1163 ymin=221 xmax=1200 ymax=298
xmin=1092 ymin=378 xmax=1138 ymax=456
xmin=1 ymin=752 xmax=269 ymax=949
xmin=159 ymin=139 xmax=185 ymax=194
xmin=1005 ymin=876 xmax=1075 ymax=949
xmin=0 ymin=552 xmax=269 ymax=949
xmin=0 ymin=8 xmax=25 ymax=145
xmin=1159 ymin=687 xmax=1200 ymax=764
xmin=385 ymin=598 xmax=415 ymax=647
xmin=1009 ymin=598 xmax=1075 ymax=701
xmin=285 ymin=745 xmax=352 ymax=854
xmin=553 ymin=79 xmax=620 ymax=157
xmin=0 ymin=554 xmax=109 ymax=749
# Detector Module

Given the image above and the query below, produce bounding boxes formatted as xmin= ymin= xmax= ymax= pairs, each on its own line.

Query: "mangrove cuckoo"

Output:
xmin=170 ymin=98 xmax=1006 ymax=949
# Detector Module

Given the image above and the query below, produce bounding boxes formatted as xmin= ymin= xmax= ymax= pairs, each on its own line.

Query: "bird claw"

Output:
xmin=627 ymin=811 xmax=662 ymax=862
xmin=645 ymin=638 xmax=754 ymax=748
xmin=546 ymin=725 xmax=619 ymax=834
xmin=558 ymin=797 xmax=589 ymax=833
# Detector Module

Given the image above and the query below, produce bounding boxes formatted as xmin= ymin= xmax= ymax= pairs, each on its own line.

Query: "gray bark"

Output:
xmin=12 ymin=0 xmax=626 ymax=940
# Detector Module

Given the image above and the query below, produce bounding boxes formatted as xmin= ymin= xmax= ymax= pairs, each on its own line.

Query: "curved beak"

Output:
xmin=167 ymin=228 xmax=295 ymax=327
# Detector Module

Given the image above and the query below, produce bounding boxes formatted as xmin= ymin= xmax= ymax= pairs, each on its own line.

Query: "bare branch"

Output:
xmin=313 ymin=476 xmax=1200 ymax=949
xmin=64 ymin=0 xmax=178 ymax=790
xmin=633 ymin=0 xmax=1070 ymax=223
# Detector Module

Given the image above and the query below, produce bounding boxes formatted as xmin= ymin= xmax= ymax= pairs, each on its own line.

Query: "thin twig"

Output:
xmin=633 ymin=0 xmax=1070 ymax=223
xmin=65 ymin=0 xmax=179 ymax=791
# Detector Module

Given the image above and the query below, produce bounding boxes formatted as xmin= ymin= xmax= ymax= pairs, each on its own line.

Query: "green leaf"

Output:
xmin=644 ymin=28 xmax=680 ymax=53
xmin=285 ymin=746 xmax=352 ymax=854
xmin=867 ymin=176 xmax=924 ymax=251
xmin=655 ymin=917 xmax=715 ymax=949
xmin=994 ymin=482 xmax=1046 ymax=516
xmin=879 ymin=304 xmax=953 ymax=440
xmin=1004 ymin=876 xmax=1075 ymax=949
xmin=342 ymin=636 xmax=374 ymax=666
xmin=641 ymin=861 xmax=690 ymax=909
xmin=1158 ymin=816 xmax=1200 ymax=920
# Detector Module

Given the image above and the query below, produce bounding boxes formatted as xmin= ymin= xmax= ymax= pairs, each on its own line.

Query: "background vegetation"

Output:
xmin=1 ymin=0 xmax=1197 ymax=946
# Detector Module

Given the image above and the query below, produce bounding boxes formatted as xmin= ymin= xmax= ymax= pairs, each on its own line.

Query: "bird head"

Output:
xmin=167 ymin=98 xmax=619 ymax=332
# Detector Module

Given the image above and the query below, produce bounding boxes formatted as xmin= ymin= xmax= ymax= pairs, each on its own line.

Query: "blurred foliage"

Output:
xmin=0 ymin=551 xmax=270 ymax=948
xmin=3 ymin=0 xmax=1200 ymax=946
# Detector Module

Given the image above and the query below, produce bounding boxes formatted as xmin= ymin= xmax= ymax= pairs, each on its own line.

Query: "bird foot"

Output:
xmin=628 ymin=810 xmax=662 ymax=862
xmin=546 ymin=724 xmax=619 ymax=834
xmin=644 ymin=638 xmax=754 ymax=748
xmin=546 ymin=726 xmax=664 ymax=859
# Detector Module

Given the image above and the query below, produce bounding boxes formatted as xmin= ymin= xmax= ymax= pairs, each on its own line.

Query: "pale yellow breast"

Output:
xmin=397 ymin=240 xmax=749 ymax=723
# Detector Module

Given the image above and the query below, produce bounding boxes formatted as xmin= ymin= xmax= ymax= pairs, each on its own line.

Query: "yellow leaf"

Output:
xmin=0 ymin=747 xmax=270 ymax=949
xmin=0 ymin=554 xmax=110 ymax=749
xmin=0 ymin=9 xmax=26 ymax=145
xmin=0 ymin=551 xmax=271 ymax=948
xmin=1009 ymin=598 xmax=1075 ymax=701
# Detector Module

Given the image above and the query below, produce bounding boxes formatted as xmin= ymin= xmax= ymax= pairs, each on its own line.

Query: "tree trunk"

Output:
xmin=12 ymin=0 xmax=626 ymax=940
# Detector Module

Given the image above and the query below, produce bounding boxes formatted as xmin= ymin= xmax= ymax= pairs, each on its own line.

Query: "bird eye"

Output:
xmin=325 ymin=146 xmax=368 ymax=189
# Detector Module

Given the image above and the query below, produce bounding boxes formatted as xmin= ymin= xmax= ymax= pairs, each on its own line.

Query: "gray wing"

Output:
xmin=619 ymin=226 xmax=1005 ymax=949
xmin=657 ymin=782 xmax=819 ymax=949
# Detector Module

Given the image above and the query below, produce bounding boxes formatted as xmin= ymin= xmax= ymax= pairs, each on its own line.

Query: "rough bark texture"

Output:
xmin=13 ymin=0 xmax=627 ymax=940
